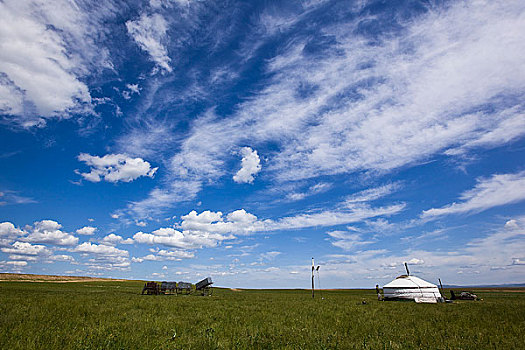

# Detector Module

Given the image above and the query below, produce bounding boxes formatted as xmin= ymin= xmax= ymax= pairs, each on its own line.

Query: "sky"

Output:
xmin=0 ymin=0 xmax=524 ymax=288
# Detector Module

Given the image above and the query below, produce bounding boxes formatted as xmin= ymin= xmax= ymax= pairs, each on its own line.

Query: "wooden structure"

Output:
xmin=177 ymin=281 xmax=193 ymax=295
xmin=141 ymin=281 xmax=160 ymax=295
xmin=160 ymin=281 xmax=177 ymax=294
xmin=195 ymin=277 xmax=213 ymax=296
xmin=141 ymin=278 xmax=213 ymax=296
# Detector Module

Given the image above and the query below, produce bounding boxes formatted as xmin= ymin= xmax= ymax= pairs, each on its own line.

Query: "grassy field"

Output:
xmin=0 ymin=280 xmax=524 ymax=349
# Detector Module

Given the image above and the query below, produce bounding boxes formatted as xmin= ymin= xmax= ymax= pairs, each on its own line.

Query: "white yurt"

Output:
xmin=383 ymin=274 xmax=443 ymax=303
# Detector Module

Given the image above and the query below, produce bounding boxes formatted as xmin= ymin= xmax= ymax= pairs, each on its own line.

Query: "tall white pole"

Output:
xmin=311 ymin=257 xmax=315 ymax=298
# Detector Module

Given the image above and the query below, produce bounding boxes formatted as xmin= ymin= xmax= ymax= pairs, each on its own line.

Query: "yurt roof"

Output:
xmin=383 ymin=275 xmax=437 ymax=289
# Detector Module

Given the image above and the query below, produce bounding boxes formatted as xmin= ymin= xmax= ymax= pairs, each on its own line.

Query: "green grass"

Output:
xmin=1 ymin=281 xmax=524 ymax=349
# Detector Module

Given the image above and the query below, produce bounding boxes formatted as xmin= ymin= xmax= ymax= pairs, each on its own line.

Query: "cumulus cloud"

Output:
xmin=24 ymin=220 xmax=78 ymax=246
xmin=126 ymin=13 xmax=172 ymax=73
xmin=421 ymin=171 xmax=525 ymax=218
xmin=76 ymin=226 xmax=97 ymax=236
xmin=134 ymin=249 xmax=194 ymax=262
xmin=77 ymin=153 xmax=158 ymax=183
xmin=1 ymin=241 xmax=51 ymax=256
xmin=73 ymin=242 xmax=129 ymax=257
xmin=133 ymin=227 xmax=232 ymax=250
xmin=233 ymin=147 xmax=261 ymax=184
xmin=131 ymin=209 xmax=264 ymax=249
xmin=180 ymin=209 xmax=261 ymax=235
xmin=0 ymin=222 xmax=25 ymax=238
xmin=101 ymin=234 xmax=133 ymax=246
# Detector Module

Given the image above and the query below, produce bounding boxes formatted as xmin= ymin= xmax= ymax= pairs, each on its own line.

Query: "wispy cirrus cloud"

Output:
xmin=327 ymin=230 xmax=374 ymax=251
xmin=124 ymin=0 xmax=525 ymax=218
xmin=421 ymin=170 xmax=525 ymax=219
xmin=126 ymin=13 xmax=172 ymax=73
xmin=0 ymin=190 xmax=36 ymax=206
xmin=286 ymin=182 xmax=332 ymax=202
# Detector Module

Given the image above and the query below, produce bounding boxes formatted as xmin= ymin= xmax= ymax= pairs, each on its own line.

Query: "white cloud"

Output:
xmin=267 ymin=203 xmax=405 ymax=231
xmin=50 ymin=254 xmax=75 ymax=262
xmin=131 ymin=209 xmax=262 ymax=249
xmin=286 ymin=182 xmax=332 ymax=201
xmin=77 ymin=153 xmax=158 ymax=183
xmin=126 ymin=13 xmax=172 ymax=73
xmin=101 ymin=234 xmax=133 ymax=246
xmin=136 ymin=221 xmax=148 ymax=227
xmin=407 ymin=258 xmax=425 ymax=265
xmin=365 ymin=218 xmax=396 ymax=234
xmin=0 ymin=0 xmax=116 ymax=127
xmin=24 ymin=220 xmax=78 ymax=246
xmin=0 ymin=191 xmax=36 ymax=205
xmin=1 ymin=241 xmax=51 ymax=256
xmin=180 ymin=209 xmax=261 ymax=235
xmin=126 ymin=180 xmax=202 ymax=219
xmin=421 ymin=171 xmax=525 ymax=218
xmin=122 ymin=83 xmax=141 ymax=99
xmin=233 ymin=147 xmax=261 ymax=184
xmin=158 ymin=249 xmax=194 ymax=259
xmin=346 ymin=184 xmax=400 ymax=204
xmin=76 ymin=226 xmax=97 ymax=236
xmin=260 ymin=251 xmax=281 ymax=260
xmin=0 ymin=222 xmax=25 ymax=238
xmin=327 ymin=231 xmax=374 ymax=251
xmin=73 ymin=242 xmax=129 ymax=257
xmin=133 ymin=226 xmax=233 ymax=250
xmin=135 ymin=248 xmax=194 ymax=262
xmin=126 ymin=84 xmax=140 ymax=94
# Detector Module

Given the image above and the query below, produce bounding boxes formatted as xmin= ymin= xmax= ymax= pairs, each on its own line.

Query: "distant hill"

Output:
xmin=442 ymin=283 xmax=525 ymax=288
xmin=0 ymin=273 xmax=130 ymax=283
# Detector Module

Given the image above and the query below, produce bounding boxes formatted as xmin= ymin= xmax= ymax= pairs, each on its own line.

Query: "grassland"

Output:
xmin=0 ymin=280 xmax=524 ymax=349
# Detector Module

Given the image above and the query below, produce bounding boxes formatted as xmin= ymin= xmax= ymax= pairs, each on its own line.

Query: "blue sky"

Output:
xmin=1 ymin=0 xmax=524 ymax=288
